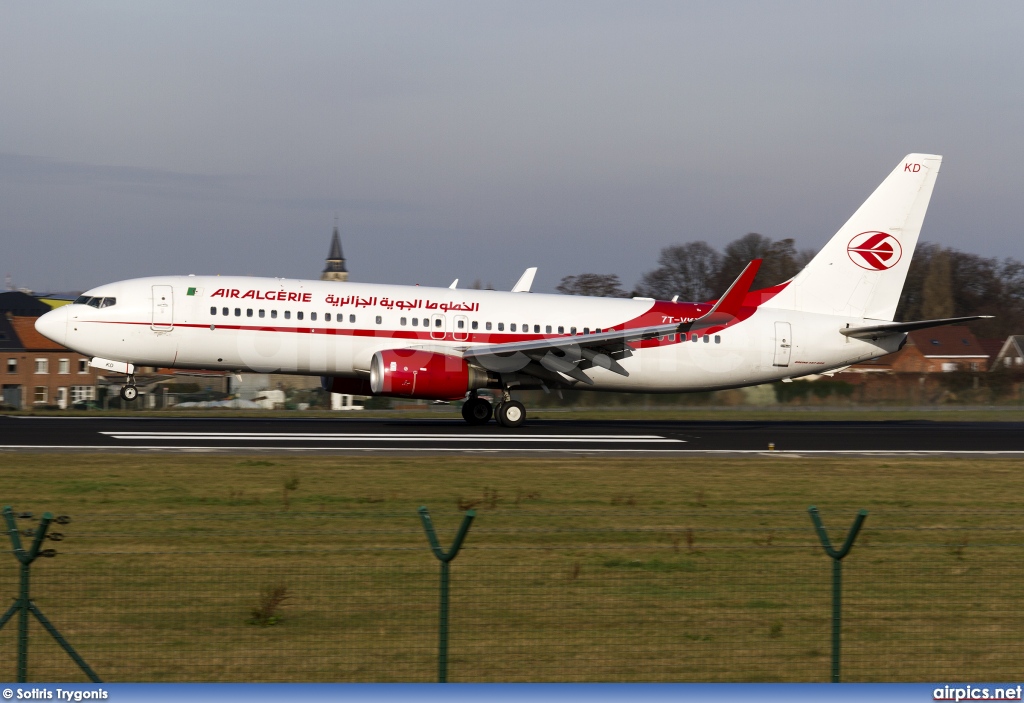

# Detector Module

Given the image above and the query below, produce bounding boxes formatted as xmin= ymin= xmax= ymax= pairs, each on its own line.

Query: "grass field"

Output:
xmin=1 ymin=453 xmax=1023 ymax=682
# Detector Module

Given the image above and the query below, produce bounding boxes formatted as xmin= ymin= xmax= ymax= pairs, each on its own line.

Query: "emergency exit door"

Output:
xmin=152 ymin=285 xmax=174 ymax=331
xmin=773 ymin=321 xmax=792 ymax=367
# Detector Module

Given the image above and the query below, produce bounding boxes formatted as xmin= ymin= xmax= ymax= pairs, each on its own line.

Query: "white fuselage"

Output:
xmin=37 ymin=275 xmax=902 ymax=394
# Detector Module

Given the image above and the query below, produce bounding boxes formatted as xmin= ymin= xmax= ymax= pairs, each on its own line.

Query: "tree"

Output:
xmin=921 ymin=248 xmax=954 ymax=319
xmin=556 ymin=273 xmax=628 ymax=297
xmin=712 ymin=233 xmax=803 ymax=292
xmin=633 ymin=241 xmax=722 ymax=301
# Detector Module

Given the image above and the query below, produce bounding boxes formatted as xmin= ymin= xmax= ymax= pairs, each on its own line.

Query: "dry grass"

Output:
xmin=1 ymin=453 xmax=1022 ymax=682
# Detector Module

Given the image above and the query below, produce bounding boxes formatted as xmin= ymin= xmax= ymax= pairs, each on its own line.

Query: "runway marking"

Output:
xmin=100 ymin=431 xmax=682 ymax=444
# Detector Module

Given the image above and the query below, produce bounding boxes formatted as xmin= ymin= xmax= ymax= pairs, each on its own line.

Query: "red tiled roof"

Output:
xmin=906 ymin=326 xmax=987 ymax=357
xmin=8 ymin=316 xmax=67 ymax=351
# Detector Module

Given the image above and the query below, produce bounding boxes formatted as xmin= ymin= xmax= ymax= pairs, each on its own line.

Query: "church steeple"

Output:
xmin=321 ymin=223 xmax=348 ymax=282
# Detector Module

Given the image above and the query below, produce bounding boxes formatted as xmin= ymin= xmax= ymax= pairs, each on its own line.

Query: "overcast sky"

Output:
xmin=2 ymin=1 xmax=1022 ymax=294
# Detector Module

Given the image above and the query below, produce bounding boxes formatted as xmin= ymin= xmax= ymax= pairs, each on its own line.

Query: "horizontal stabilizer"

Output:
xmin=840 ymin=315 xmax=993 ymax=340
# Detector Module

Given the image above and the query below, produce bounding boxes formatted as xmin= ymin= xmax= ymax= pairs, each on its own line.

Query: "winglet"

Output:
xmin=699 ymin=259 xmax=761 ymax=325
xmin=512 ymin=267 xmax=537 ymax=293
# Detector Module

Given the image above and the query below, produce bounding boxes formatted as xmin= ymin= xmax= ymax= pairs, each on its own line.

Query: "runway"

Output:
xmin=3 ymin=415 xmax=1024 ymax=454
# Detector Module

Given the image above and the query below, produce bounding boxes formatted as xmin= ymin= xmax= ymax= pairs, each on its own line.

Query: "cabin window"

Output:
xmin=498 ymin=323 xmax=505 ymax=331
xmin=534 ymin=324 xmax=540 ymax=333
xmin=472 ymin=321 xmax=478 ymax=330
xmin=584 ymin=327 xmax=590 ymax=334
xmin=457 ymin=319 xmax=465 ymax=329
xmin=546 ymin=325 xmax=552 ymax=334
xmin=558 ymin=326 xmax=564 ymax=334
xmin=486 ymin=322 xmax=492 ymax=331
xmin=401 ymin=317 xmax=407 ymax=326
xmin=246 ymin=309 xmax=253 ymax=317
xmin=510 ymin=323 xmax=517 ymax=332
xmin=691 ymin=334 xmax=698 ymax=342
xmin=703 ymin=334 xmax=709 ymax=343
xmin=234 ymin=308 xmax=241 ymax=317
xmin=271 ymin=310 xmax=277 ymax=319
xmin=376 ymin=316 xmax=383 ymax=325
xmin=350 ymin=314 xmax=356 ymax=323
xmin=434 ymin=318 xmax=442 ymax=328
xmin=297 ymin=311 xmax=304 ymax=321
xmin=284 ymin=311 xmax=291 ymax=320
xmin=325 ymin=313 xmax=331 ymax=322
xmin=310 ymin=312 xmax=317 ymax=321
xmin=714 ymin=335 xmax=721 ymax=344
xmin=222 ymin=307 xmax=229 ymax=316
xmin=259 ymin=310 xmax=265 ymax=318
xmin=571 ymin=327 xmax=577 ymax=334
xmin=210 ymin=307 xmax=217 ymax=315
xmin=412 ymin=318 xmax=419 ymax=327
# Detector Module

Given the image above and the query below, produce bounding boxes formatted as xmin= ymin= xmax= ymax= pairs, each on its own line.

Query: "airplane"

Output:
xmin=35 ymin=153 xmax=987 ymax=427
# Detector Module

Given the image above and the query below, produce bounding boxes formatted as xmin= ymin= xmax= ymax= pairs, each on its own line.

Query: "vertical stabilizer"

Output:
xmin=769 ymin=154 xmax=941 ymax=321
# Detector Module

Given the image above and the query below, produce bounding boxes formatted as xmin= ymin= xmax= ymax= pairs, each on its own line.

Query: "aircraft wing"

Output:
xmin=840 ymin=315 xmax=993 ymax=340
xmin=463 ymin=260 xmax=761 ymax=386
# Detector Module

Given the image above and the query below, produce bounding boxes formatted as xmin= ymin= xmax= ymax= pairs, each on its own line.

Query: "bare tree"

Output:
xmin=556 ymin=273 xmax=628 ymax=297
xmin=634 ymin=241 xmax=722 ymax=302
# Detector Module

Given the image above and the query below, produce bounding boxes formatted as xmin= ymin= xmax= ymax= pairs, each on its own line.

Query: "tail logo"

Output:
xmin=847 ymin=231 xmax=902 ymax=271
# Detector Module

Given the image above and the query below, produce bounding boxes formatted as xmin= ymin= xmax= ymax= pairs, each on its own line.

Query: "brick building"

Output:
xmin=889 ymin=326 xmax=990 ymax=373
xmin=1 ymin=314 xmax=100 ymax=409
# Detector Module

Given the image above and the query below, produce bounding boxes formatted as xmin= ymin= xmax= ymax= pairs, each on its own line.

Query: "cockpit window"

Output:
xmin=99 ymin=297 xmax=116 ymax=308
xmin=73 ymin=296 xmax=89 ymax=305
xmin=86 ymin=297 xmax=101 ymax=308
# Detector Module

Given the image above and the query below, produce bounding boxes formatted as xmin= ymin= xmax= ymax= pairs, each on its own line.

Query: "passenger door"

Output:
xmin=152 ymin=285 xmax=174 ymax=331
xmin=773 ymin=321 xmax=792 ymax=367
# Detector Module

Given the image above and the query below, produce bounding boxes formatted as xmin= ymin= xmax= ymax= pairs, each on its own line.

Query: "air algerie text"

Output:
xmin=210 ymin=288 xmax=312 ymax=303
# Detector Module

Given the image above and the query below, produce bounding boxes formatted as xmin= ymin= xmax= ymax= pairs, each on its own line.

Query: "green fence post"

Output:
xmin=0 ymin=506 xmax=101 ymax=683
xmin=807 ymin=506 xmax=867 ymax=683
xmin=418 ymin=506 xmax=475 ymax=683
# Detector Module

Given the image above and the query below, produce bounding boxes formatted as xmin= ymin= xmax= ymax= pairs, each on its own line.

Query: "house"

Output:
xmin=990 ymin=336 xmax=1024 ymax=371
xmin=2 ymin=315 xmax=101 ymax=409
xmin=889 ymin=326 xmax=990 ymax=373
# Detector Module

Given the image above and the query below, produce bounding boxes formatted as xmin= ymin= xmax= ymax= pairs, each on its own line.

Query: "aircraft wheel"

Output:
xmin=461 ymin=397 xmax=492 ymax=425
xmin=496 ymin=400 xmax=525 ymax=428
xmin=120 ymin=385 xmax=138 ymax=402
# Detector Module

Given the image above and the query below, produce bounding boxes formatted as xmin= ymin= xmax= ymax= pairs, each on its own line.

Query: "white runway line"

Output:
xmin=100 ymin=431 xmax=683 ymax=443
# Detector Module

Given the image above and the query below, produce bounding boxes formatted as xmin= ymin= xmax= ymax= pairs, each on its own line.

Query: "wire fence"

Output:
xmin=2 ymin=507 xmax=1023 ymax=682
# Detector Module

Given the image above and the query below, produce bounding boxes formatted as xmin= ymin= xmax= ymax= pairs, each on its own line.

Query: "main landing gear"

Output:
xmin=119 ymin=376 xmax=138 ymax=402
xmin=462 ymin=391 xmax=525 ymax=428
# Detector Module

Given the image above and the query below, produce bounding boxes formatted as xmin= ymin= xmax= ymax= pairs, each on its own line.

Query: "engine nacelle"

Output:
xmin=370 ymin=349 xmax=488 ymax=400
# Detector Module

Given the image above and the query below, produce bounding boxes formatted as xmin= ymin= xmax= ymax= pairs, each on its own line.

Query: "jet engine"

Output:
xmin=369 ymin=349 xmax=490 ymax=400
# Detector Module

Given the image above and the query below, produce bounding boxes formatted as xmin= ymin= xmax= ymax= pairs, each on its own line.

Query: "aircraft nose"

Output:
xmin=35 ymin=306 xmax=69 ymax=347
